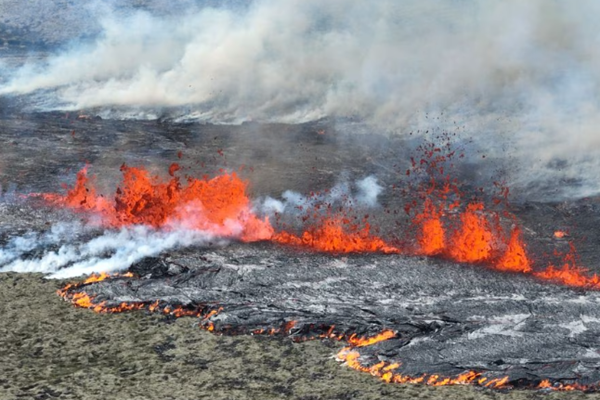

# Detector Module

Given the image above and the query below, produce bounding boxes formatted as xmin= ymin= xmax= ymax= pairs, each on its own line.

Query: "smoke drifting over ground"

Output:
xmin=2 ymin=1 xmax=600 ymax=199
xmin=0 ymin=222 xmax=225 ymax=279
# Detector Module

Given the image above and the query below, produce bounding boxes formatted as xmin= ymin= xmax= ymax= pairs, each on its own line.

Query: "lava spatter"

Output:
xmin=45 ymin=164 xmax=274 ymax=242
xmin=273 ymin=217 xmax=399 ymax=254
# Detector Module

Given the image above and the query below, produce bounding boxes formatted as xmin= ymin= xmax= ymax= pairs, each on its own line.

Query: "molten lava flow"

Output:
xmin=59 ymin=271 xmax=600 ymax=392
xmin=536 ymin=264 xmax=600 ymax=289
xmin=273 ymin=217 xmax=399 ymax=254
xmin=36 ymin=133 xmax=600 ymax=393
xmin=336 ymin=330 xmax=511 ymax=388
xmin=536 ymin=380 xmax=593 ymax=391
xmin=495 ymin=228 xmax=531 ymax=273
xmin=59 ymin=273 xmax=222 ymax=318
xmin=347 ymin=330 xmax=396 ymax=347
xmin=534 ymin=245 xmax=600 ymax=289
xmin=249 ymin=321 xmax=299 ymax=336
xmin=449 ymin=203 xmax=495 ymax=263
xmin=538 ymin=380 xmax=552 ymax=389
xmin=83 ymin=271 xmax=134 ymax=284
xmin=47 ymin=165 xmax=273 ymax=242
xmin=414 ymin=199 xmax=445 ymax=256
xmin=554 ymin=231 xmax=568 ymax=239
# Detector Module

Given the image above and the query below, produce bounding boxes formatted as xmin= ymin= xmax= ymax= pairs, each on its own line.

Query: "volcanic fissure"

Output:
xmin=39 ymin=138 xmax=600 ymax=392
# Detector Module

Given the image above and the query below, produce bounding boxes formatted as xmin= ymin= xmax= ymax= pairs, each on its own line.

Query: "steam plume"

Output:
xmin=259 ymin=175 xmax=383 ymax=218
xmin=1 ymin=1 xmax=600 ymax=199
xmin=0 ymin=223 xmax=224 ymax=279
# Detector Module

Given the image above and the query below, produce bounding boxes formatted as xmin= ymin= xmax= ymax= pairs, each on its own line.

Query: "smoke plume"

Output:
xmin=1 ymin=1 xmax=600 ymax=199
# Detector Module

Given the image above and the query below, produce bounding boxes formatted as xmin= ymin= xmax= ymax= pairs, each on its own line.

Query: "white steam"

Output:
xmin=259 ymin=175 xmax=382 ymax=217
xmin=0 ymin=176 xmax=382 ymax=279
xmin=0 ymin=222 xmax=84 ymax=266
xmin=2 ymin=1 xmax=600 ymax=198
xmin=0 ymin=223 xmax=224 ymax=279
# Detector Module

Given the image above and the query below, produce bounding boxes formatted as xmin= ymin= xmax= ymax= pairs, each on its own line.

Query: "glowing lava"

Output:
xmin=449 ymin=203 xmax=495 ymax=263
xmin=335 ymin=330 xmax=598 ymax=391
xmin=412 ymin=200 xmax=531 ymax=273
xmin=336 ymin=331 xmax=511 ymax=388
xmin=413 ymin=199 xmax=445 ymax=256
xmin=533 ymin=245 xmax=600 ymax=289
xmin=45 ymin=161 xmax=600 ymax=288
xmin=40 ymin=143 xmax=600 ymax=392
xmin=495 ymin=227 xmax=531 ymax=273
xmin=45 ymin=165 xmax=401 ymax=253
xmin=273 ymin=217 xmax=399 ymax=254
xmin=46 ymin=164 xmax=273 ymax=242
xmin=58 ymin=272 xmax=221 ymax=319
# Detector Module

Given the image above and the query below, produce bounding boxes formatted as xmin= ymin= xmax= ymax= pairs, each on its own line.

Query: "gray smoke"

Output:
xmin=1 ymin=1 xmax=600 ymax=199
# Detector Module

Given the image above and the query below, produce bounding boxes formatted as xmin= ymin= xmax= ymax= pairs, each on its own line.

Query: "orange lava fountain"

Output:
xmin=411 ymin=198 xmax=531 ymax=273
xmin=495 ymin=227 xmax=531 ymax=273
xmin=449 ymin=203 xmax=495 ymax=263
xmin=46 ymin=146 xmax=600 ymax=393
xmin=401 ymin=136 xmax=596 ymax=288
xmin=44 ymin=164 xmax=401 ymax=253
xmin=45 ymin=164 xmax=273 ymax=242
xmin=43 ymin=160 xmax=600 ymax=288
xmin=413 ymin=199 xmax=445 ymax=256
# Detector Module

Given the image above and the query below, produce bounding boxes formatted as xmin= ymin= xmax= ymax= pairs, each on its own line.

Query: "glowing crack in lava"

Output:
xmin=58 ymin=259 xmax=600 ymax=393
xmin=60 ymin=276 xmax=520 ymax=389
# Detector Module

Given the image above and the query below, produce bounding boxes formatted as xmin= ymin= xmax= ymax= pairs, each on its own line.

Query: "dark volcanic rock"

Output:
xmin=68 ymin=239 xmax=600 ymax=388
